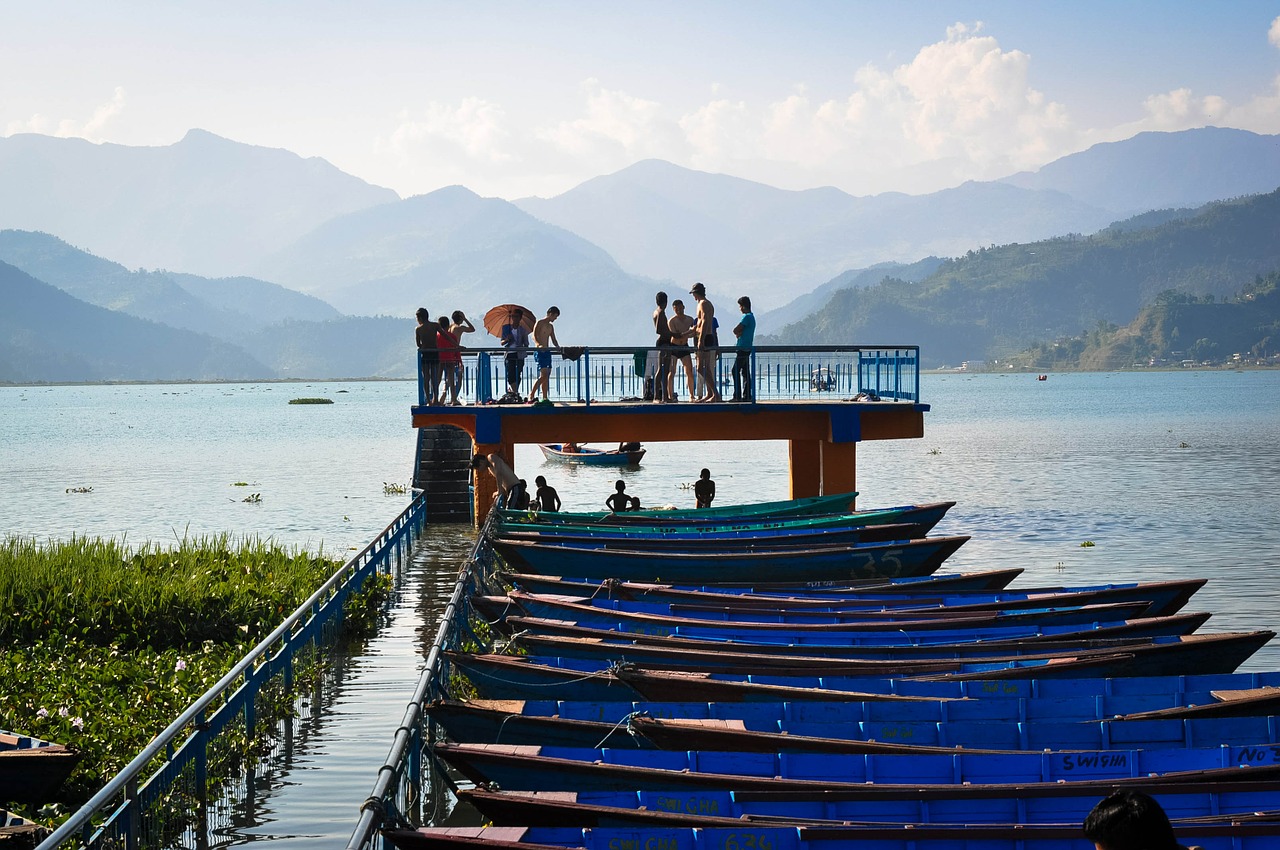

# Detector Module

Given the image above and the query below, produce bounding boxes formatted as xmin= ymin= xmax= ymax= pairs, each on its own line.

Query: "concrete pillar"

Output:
xmin=821 ymin=441 xmax=857 ymax=500
xmin=788 ymin=439 xmax=822 ymax=499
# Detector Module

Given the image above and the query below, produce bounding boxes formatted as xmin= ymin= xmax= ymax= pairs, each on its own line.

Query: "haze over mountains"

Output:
xmin=2 ymin=126 xmax=1279 ymax=381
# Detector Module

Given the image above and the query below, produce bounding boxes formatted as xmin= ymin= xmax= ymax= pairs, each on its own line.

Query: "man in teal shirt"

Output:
xmin=730 ymin=296 xmax=756 ymax=402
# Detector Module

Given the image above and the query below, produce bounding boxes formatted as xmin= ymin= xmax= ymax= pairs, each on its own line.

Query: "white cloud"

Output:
xmin=382 ymin=97 xmax=515 ymax=165
xmin=537 ymin=79 xmax=675 ymax=160
xmin=4 ymin=87 xmax=126 ymax=140
xmin=672 ymin=24 xmax=1077 ymax=193
xmin=1270 ymin=15 xmax=1280 ymax=48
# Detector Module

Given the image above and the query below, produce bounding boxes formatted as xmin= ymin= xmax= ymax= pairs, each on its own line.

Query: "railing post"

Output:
xmin=583 ymin=350 xmax=592 ymax=406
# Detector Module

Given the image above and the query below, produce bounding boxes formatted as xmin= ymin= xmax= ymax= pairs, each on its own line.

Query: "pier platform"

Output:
xmin=410 ymin=345 xmax=928 ymax=523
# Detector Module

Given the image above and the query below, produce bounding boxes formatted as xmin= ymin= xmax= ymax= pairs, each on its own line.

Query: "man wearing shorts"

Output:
xmin=690 ymin=282 xmax=721 ymax=402
xmin=527 ymin=306 xmax=561 ymax=403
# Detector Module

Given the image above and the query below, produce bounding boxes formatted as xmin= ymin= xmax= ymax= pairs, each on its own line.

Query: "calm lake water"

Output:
xmin=3 ymin=370 xmax=1279 ymax=846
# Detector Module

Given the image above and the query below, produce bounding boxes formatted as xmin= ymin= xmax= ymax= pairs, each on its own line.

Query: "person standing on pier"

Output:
xmin=501 ymin=307 xmax=530 ymax=400
xmin=527 ymin=307 xmax=562 ymax=404
xmin=667 ymin=298 xmax=697 ymax=401
xmin=730 ymin=296 xmax=756 ymax=403
xmin=652 ymin=291 xmax=674 ymax=402
xmin=690 ymin=282 xmax=722 ymax=402
xmin=694 ymin=468 xmax=716 ymax=509
xmin=415 ymin=308 xmax=440 ymax=405
xmin=442 ymin=310 xmax=476 ymax=406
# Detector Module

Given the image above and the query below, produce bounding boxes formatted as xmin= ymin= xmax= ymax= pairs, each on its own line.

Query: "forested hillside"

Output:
xmin=0 ymin=262 xmax=271 ymax=382
xmin=764 ymin=189 xmax=1280 ymax=367
xmin=1012 ymin=274 xmax=1280 ymax=370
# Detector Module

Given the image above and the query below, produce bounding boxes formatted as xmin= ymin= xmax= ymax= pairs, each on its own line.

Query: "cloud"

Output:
xmin=382 ymin=97 xmax=515 ymax=165
xmin=537 ymin=79 xmax=681 ymax=161
xmin=1271 ymin=15 xmax=1280 ymax=48
xmin=5 ymin=87 xmax=126 ymax=141
xmin=673 ymin=24 xmax=1076 ymax=193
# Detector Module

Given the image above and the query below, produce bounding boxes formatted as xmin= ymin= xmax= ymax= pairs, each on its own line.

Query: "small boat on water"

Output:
xmin=539 ymin=444 xmax=646 ymax=465
xmin=1 ymin=729 xmax=79 ymax=804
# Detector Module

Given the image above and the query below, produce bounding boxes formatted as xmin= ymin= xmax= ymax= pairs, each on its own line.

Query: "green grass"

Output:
xmin=0 ymin=535 xmax=386 ymax=819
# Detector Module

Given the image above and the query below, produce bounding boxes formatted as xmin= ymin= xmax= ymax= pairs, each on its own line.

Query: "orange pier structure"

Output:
xmin=410 ymin=345 xmax=928 ymax=524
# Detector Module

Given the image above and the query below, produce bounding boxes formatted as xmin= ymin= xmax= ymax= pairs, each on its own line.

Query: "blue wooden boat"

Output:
xmin=501 ymin=491 xmax=863 ymax=522
xmin=507 ymin=626 xmax=1229 ymax=670
xmin=491 ymin=535 xmax=969 ymax=583
xmin=539 ymin=444 xmax=646 ymax=465
xmin=487 ymin=591 xmax=1160 ymax=634
xmin=493 ymin=581 xmax=1204 ymax=620
xmin=494 ymin=501 xmax=956 ymax=537
xmin=384 ymin=820 xmax=1280 ymax=850
xmin=1 ymin=728 xmax=79 ymax=804
xmin=498 ymin=521 xmax=930 ymax=549
xmin=501 ymin=568 xmax=1025 ymax=596
xmin=451 ymin=783 xmax=1280 ymax=829
xmin=426 ymin=698 xmax=1280 ymax=754
xmin=505 ymin=611 xmax=1212 ymax=653
xmin=499 ymin=575 xmax=1203 ymax=618
xmin=431 ymin=741 xmax=1280 ymax=794
xmin=445 ymin=646 xmax=1278 ymax=702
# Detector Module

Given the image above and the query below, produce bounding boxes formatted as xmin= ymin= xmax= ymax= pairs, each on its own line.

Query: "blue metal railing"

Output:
xmin=37 ymin=493 xmax=430 ymax=850
xmin=416 ymin=346 xmax=921 ymax=407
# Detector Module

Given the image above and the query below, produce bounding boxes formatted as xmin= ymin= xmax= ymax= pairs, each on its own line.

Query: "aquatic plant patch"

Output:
xmin=0 ymin=534 xmax=394 ymax=820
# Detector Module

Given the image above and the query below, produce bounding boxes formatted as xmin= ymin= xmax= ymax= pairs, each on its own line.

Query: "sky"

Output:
xmin=4 ymin=1 xmax=1280 ymax=201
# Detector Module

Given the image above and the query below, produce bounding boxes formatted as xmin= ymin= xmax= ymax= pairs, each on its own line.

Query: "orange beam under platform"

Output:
xmin=412 ymin=400 xmax=928 ymax=525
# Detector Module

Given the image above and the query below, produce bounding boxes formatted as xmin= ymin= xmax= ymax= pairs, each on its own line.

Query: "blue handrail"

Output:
xmin=37 ymin=493 xmax=430 ymax=850
xmin=413 ymin=345 xmax=921 ymax=407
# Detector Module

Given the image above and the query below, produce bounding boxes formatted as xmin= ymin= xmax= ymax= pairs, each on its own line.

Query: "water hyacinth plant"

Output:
xmin=0 ymin=534 xmax=387 ymax=819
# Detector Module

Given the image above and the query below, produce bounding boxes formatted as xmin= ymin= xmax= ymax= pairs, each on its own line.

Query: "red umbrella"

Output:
xmin=483 ymin=304 xmax=535 ymax=338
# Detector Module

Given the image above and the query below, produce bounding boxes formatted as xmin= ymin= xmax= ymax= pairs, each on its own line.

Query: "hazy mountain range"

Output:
xmin=2 ymin=126 xmax=1279 ymax=382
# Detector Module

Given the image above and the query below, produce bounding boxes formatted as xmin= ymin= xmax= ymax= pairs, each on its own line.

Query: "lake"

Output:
xmin=5 ymin=370 xmax=1279 ymax=848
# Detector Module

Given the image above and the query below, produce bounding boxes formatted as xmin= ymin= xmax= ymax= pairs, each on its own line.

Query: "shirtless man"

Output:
xmin=690 ymin=282 xmax=721 ymax=402
xmin=666 ymin=298 xmax=697 ymax=401
xmin=527 ymin=306 xmax=561 ymax=403
xmin=471 ymin=452 xmax=519 ymax=509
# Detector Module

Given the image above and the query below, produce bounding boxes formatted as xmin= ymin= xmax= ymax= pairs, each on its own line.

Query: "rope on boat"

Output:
xmin=593 ymin=710 xmax=652 ymax=748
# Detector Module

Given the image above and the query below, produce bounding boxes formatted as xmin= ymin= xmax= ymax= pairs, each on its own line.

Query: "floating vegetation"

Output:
xmin=0 ymin=535 xmax=353 ymax=814
xmin=65 ymin=486 xmax=93 ymax=494
xmin=241 ymin=493 xmax=262 ymax=503
xmin=288 ymin=397 xmax=333 ymax=405
xmin=1079 ymin=540 xmax=1096 ymax=547
xmin=383 ymin=482 xmax=408 ymax=495
xmin=232 ymin=482 xmax=250 ymax=487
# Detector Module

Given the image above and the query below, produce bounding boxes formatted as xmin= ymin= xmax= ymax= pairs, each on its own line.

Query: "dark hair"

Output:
xmin=738 ymin=296 xmax=751 ymax=309
xmin=438 ymin=316 xmax=449 ymax=329
xmin=535 ymin=475 xmax=547 ymax=486
xmin=1083 ymin=791 xmax=1180 ymax=850
xmin=452 ymin=310 xmax=466 ymax=323
xmin=416 ymin=307 xmax=429 ymax=319
xmin=656 ymin=291 xmax=668 ymax=307
xmin=614 ymin=480 xmax=626 ymax=491
xmin=547 ymin=306 xmax=560 ymax=316
xmin=700 ymin=468 xmax=710 ymax=478
xmin=672 ymin=299 xmax=685 ymax=309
